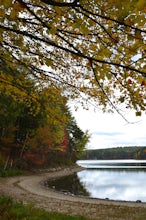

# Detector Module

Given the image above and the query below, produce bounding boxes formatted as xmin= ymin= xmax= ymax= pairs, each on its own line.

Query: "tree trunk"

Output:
xmin=4 ymin=155 xmax=10 ymax=170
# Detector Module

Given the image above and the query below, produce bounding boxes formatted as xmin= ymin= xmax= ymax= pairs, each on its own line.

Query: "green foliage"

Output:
xmin=0 ymin=195 xmax=88 ymax=220
xmin=0 ymin=0 xmax=146 ymax=168
xmin=0 ymin=63 xmax=89 ymax=169
xmin=0 ymin=168 xmax=23 ymax=177
xmin=81 ymin=146 xmax=146 ymax=160
xmin=66 ymin=115 xmax=90 ymax=161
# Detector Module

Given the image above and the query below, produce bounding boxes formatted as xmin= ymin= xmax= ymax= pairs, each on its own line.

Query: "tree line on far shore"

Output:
xmin=1 ymin=0 xmax=146 ymax=170
xmin=81 ymin=146 xmax=146 ymax=160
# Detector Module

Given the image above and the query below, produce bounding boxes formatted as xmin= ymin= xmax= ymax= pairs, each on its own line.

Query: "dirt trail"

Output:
xmin=0 ymin=166 xmax=146 ymax=220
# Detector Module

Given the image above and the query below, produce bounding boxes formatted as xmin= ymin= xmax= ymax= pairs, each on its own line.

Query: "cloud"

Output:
xmin=93 ymin=131 xmax=124 ymax=136
xmin=70 ymin=104 xmax=146 ymax=149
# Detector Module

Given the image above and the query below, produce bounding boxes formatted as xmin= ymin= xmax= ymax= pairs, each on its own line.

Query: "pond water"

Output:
xmin=45 ymin=160 xmax=146 ymax=202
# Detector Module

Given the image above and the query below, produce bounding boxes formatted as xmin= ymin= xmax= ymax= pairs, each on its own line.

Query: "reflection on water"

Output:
xmin=77 ymin=159 xmax=146 ymax=169
xmin=77 ymin=169 xmax=146 ymax=202
xmin=45 ymin=173 xmax=89 ymax=197
xmin=45 ymin=160 xmax=146 ymax=202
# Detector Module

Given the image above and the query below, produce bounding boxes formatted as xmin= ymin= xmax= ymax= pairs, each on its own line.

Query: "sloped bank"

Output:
xmin=0 ymin=166 xmax=146 ymax=220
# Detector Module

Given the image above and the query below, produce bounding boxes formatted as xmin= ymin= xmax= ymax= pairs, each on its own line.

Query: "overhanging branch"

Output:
xmin=78 ymin=4 xmax=146 ymax=34
xmin=39 ymin=0 xmax=79 ymax=7
xmin=0 ymin=24 xmax=145 ymax=76
xmin=90 ymin=60 xmax=130 ymax=123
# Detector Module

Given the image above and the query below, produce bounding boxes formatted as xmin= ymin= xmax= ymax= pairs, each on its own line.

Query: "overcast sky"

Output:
xmin=70 ymin=105 xmax=146 ymax=150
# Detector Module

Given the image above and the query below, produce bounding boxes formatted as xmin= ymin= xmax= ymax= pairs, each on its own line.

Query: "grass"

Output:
xmin=0 ymin=195 xmax=88 ymax=220
xmin=1 ymin=167 xmax=146 ymax=220
xmin=0 ymin=167 xmax=89 ymax=220
xmin=0 ymin=168 xmax=23 ymax=177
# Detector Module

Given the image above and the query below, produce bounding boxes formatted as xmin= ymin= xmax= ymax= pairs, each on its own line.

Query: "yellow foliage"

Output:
xmin=0 ymin=0 xmax=145 ymax=115
xmin=136 ymin=0 xmax=146 ymax=10
xmin=1 ymin=0 xmax=12 ymax=9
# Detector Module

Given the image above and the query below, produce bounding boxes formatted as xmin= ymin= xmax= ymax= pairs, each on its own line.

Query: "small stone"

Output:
xmin=136 ymin=200 xmax=141 ymax=203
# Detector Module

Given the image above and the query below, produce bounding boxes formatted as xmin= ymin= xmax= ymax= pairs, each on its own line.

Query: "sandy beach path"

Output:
xmin=0 ymin=166 xmax=146 ymax=220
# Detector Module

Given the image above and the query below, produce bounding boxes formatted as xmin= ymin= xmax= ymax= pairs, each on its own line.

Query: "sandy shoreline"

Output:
xmin=0 ymin=166 xmax=146 ymax=220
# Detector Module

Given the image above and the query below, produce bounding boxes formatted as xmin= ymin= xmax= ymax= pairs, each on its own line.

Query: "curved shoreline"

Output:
xmin=1 ymin=166 xmax=146 ymax=220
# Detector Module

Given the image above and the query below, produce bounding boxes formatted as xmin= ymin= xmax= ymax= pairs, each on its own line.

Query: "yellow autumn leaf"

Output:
xmin=45 ymin=58 xmax=52 ymax=66
xmin=136 ymin=0 xmax=146 ymax=10
xmin=49 ymin=26 xmax=57 ymax=34
xmin=136 ymin=111 xmax=142 ymax=116
xmin=0 ymin=8 xmax=5 ymax=17
xmin=2 ymin=0 xmax=12 ymax=9
xmin=9 ymin=1 xmax=25 ymax=19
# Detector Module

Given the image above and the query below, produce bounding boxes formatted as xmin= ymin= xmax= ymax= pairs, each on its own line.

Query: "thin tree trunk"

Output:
xmin=4 ymin=155 xmax=10 ymax=170
xmin=10 ymin=159 xmax=13 ymax=168
xmin=20 ymin=131 xmax=29 ymax=159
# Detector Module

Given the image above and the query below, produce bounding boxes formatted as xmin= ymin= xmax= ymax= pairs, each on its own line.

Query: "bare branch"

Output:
xmin=78 ymin=4 xmax=146 ymax=34
xmin=32 ymin=0 xmax=79 ymax=7
xmin=90 ymin=60 xmax=130 ymax=123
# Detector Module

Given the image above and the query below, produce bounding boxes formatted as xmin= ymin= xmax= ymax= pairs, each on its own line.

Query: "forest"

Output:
xmin=0 ymin=0 xmax=146 ymax=169
xmin=0 ymin=64 xmax=90 ymax=169
xmin=81 ymin=146 xmax=146 ymax=160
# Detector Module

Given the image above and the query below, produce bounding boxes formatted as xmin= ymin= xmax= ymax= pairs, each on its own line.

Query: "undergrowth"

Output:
xmin=0 ymin=168 xmax=23 ymax=177
xmin=0 ymin=195 xmax=88 ymax=220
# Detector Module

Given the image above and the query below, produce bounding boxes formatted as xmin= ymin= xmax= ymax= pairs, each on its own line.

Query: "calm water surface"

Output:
xmin=46 ymin=160 xmax=146 ymax=202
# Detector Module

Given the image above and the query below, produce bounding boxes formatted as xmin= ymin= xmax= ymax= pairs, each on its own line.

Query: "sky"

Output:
xmin=70 ymin=105 xmax=146 ymax=150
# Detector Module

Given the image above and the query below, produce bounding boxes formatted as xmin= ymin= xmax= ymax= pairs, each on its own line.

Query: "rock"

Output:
xmin=136 ymin=200 xmax=141 ymax=203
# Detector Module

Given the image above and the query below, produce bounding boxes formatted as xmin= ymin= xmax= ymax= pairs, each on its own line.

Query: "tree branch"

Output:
xmin=78 ymin=4 xmax=146 ymax=34
xmin=90 ymin=60 xmax=130 ymax=123
xmin=1 ymin=24 xmax=145 ymax=77
xmin=39 ymin=0 xmax=79 ymax=7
